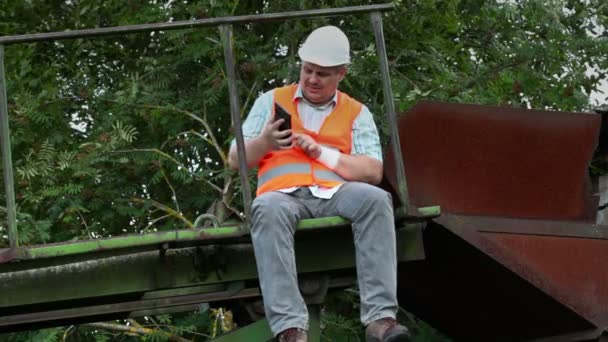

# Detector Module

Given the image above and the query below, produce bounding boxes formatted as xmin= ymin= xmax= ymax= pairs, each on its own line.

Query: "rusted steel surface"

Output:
xmin=529 ymin=329 xmax=606 ymax=342
xmin=397 ymin=220 xmax=598 ymax=341
xmin=484 ymin=233 xmax=608 ymax=326
xmin=436 ymin=213 xmax=608 ymax=330
xmin=384 ymin=101 xmax=601 ymax=221
xmin=389 ymin=101 xmax=607 ymax=340
xmin=457 ymin=214 xmax=608 ymax=239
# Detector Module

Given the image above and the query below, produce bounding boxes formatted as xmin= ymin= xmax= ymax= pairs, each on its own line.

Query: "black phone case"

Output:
xmin=274 ymin=103 xmax=292 ymax=131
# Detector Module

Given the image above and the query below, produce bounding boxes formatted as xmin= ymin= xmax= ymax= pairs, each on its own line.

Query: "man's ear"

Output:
xmin=337 ymin=66 xmax=347 ymax=82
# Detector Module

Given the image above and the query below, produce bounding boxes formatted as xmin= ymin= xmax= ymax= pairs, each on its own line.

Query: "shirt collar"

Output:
xmin=293 ymin=84 xmax=339 ymax=109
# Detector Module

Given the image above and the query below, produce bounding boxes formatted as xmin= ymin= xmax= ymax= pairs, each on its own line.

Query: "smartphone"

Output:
xmin=274 ymin=103 xmax=292 ymax=132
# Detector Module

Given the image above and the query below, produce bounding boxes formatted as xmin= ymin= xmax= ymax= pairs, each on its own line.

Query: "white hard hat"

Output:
xmin=298 ymin=25 xmax=351 ymax=67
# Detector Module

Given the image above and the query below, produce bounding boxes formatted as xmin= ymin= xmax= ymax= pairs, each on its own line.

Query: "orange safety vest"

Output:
xmin=257 ymin=84 xmax=362 ymax=195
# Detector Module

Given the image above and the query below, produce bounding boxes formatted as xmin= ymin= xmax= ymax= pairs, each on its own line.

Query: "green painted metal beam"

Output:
xmin=308 ymin=305 xmax=322 ymax=342
xmin=0 ymin=225 xmax=243 ymax=262
xmin=0 ymin=46 xmax=18 ymax=248
xmin=0 ymin=217 xmax=349 ymax=262
xmin=211 ymin=305 xmax=321 ymax=341
xmin=0 ymin=217 xmax=349 ymax=263
xmin=418 ymin=205 xmax=441 ymax=218
xmin=0 ymin=208 xmax=437 ymax=263
xmin=297 ymin=216 xmax=350 ymax=230
xmin=211 ymin=318 xmax=273 ymax=342
xmin=0 ymin=224 xmax=424 ymax=309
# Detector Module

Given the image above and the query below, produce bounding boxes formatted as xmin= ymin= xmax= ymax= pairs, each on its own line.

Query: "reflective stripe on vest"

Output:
xmin=258 ymin=163 xmax=311 ymax=189
xmin=257 ymin=163 xmax=346 ymax=190
xmin=314 ymin=169 xmax=346 ymax=183
xmin=255 ymin=84 xmax=361 ymax=195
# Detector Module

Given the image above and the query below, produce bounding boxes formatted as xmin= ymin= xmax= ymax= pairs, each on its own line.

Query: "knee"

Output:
xmin=350 ymin=182 xmax=392 ymax=208
xmin=252 ymin=192 xmax=279 ymax=218
xmin=251 ymin=192 xmax=297 ymax=235
xmin=252 ymin=192 xmax=293 ymax=214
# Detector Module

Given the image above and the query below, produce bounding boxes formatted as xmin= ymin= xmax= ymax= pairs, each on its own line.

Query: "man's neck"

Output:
xmin=301 ymin=94 xmax=335 ymax=109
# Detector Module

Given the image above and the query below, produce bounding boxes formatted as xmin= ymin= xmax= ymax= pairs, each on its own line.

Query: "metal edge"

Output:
xmin=370 ymin=11 xmax=411 ymax=215
xmin=0 ymin=46 xmax=18 ymax=248
xmin=0 ymin=216 xmax=360 ymax=262
xmin=447 ymin=214 xmax=608 ymax=240
xmin=527 ymin=328 xmax=605 ymax=342
xmin=220 ymin=24 xmax=252 ymax=231
xmin=0 ymin=287 xmax=261 ymax=327
xmin=0 ymin=4 xmax=395 ymax=45
xmin=436 ymin=213 xmax=604 ymax=329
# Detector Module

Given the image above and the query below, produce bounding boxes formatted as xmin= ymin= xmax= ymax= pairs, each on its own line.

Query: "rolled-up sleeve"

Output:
xmin=351 ymin=105 xmax=383 ymax=162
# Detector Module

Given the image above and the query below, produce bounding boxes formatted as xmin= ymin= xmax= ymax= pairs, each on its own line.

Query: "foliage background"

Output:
xmin=0 ymin=0 xmax=606 ymax=340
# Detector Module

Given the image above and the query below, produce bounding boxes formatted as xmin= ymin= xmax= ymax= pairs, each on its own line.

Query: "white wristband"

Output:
xmin=316 ymin=146 xmax=341 ymax=169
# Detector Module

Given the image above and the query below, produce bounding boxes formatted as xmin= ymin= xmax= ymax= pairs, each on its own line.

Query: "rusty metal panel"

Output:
xmin=384 ymin=101 xmax=601 ymax=221
xmin=397 ymin=219 xmax=599 ymax=341
xmin=436 ymin=213 xmax=608 ymax=329
xmin=483 ymin=233 xmax=608 ymax=327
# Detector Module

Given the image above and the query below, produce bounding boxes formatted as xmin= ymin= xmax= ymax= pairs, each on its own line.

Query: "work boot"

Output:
xmin=277 ymin=328 xmax=307 ymax=342
xmin=365 ymin=317 xmax=411 ymax=342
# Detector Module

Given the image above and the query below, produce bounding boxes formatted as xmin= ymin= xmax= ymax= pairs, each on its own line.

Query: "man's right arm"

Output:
xmin=228 ymin=123 xmax=292 ymax=169
xmin=228 ymin=90 xmax=292 ymax=170
xmin=228 ymin=135 xmax=271 ymax=169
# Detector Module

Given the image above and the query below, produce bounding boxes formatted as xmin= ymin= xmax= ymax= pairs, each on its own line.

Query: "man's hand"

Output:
xmin=293 ymin=133 xmax=321 ymax=159
xmin=261 ymin=116 xmax=293 ymax=151
xmin=228 ymin=114 xmax=293 ymax=170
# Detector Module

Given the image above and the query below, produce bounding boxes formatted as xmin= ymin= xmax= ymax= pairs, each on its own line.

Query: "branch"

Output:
xmin=85 ymin=322 xmax=191 ymax=342
xmin=143 ymin=214 xmax=171 ymax=232
xmin=179 ymin=109 xmax=226 ymax=162
xmin=131 ymin=198 xmax=194 ymax=229
xmin=160 ymin=166 xmax=181 ymax=214
xmin=62 ymin=325 xmax=75 ymax=342
xmin=460 ymin=58 xmax=530 ymax=92
xmin=186 ymin=130 xmax=228 ymax=165
xmin=392 ymin=68 xmax=421 ymax=89
xmin=75 ymin=208 xmax=94 ymax=239
xmin=143 ymin=323 xmax=211 ymax=339
xmin=110 ymin=148 xmax=222 ymax=193
xmin=241 ymin=80 xmax=259 ymax=118
xmin=101 ymin=99 xmax=226 ymax=164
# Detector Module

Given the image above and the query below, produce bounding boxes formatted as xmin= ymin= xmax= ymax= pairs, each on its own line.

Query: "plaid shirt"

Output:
xmin=232 ymin=85 xmax=383 ymax=162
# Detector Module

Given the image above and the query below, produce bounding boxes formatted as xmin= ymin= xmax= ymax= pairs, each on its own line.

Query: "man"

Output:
xmin=228 ymin=25 xmax=410 ymax=342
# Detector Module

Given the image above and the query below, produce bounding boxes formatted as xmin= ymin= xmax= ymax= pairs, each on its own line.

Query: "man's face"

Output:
xmin=299 ymin=62 xmax=346 ymax=105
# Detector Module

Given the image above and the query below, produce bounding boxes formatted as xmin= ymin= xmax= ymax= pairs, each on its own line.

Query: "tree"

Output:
xmin=0 ymin=0 xmax=606 ymax=340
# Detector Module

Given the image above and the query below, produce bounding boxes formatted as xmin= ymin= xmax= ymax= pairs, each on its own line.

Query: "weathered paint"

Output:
xmin=0 ymin=4 xmax=394 ymax=45
xmin=0 ymin=215 xmax=383 ymax=263
xmin=370 ymin=11 xmax=410 ymax=215
xmin=434 ymin=213 xmax=608 ymax=336
xmin=0 ymin=225 xmax=244 ymax=263
xmin=0 ymin=46 xmax=18 ymax=248
xmin=211 ymin=318 xmax=273 ymax=342
xmin=0 ymin=225 xmax=424 ymax=321
xmin=221 ymin=24 xmax=252 ymax=231
xmin=482 ymin=232 xmax=608 ymax=327
xmin=0 ymin=287 xmax=262 ymax=330
xmin=386 ymin=101 xmax=607 ymax=340
xmin=397 ymin=219 xmax=599 ymax=341
xmin=384 ymin=101 xmax=601 ymax=221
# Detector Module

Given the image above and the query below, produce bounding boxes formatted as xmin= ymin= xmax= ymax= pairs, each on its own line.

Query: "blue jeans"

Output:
xmin=251 ymin=182 xmax=398 ymax=336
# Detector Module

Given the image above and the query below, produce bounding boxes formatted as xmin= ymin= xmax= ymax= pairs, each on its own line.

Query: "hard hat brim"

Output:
xmin=298 ymin=49 xmax=351 ymax=68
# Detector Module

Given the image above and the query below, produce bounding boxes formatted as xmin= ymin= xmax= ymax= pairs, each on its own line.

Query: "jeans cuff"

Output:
xmin=272 ymin=321 xmax=309 ymax=337
xmin=362 ymin=311 xmax=397 ymax=326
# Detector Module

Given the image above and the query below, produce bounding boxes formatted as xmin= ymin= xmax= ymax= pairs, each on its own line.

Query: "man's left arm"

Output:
xmin=294 ymin=105 xmax=384 ymax=185
xmin=332 ymin=153 xmax=383 ymax=184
